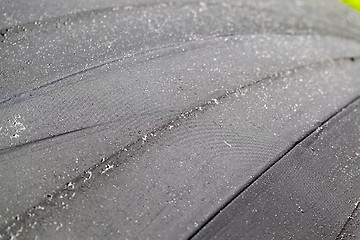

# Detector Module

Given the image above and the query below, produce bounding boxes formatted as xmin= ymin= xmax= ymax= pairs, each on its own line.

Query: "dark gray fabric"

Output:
xmin=336 ymin=202 xmax=360 ymax=240
xmin=1 ymin=0 xmax=360 ymax=239
xmin=193 ymin=99 xmax=360 ymax=240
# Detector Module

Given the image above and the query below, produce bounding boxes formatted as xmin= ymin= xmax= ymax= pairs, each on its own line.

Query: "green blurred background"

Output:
xmin=341 ymin=0 xmax=360 ymax=11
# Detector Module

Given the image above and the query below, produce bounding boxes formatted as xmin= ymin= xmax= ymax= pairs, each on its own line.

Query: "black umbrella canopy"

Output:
xmin=0 ymin=0 xmax=359 ymax=239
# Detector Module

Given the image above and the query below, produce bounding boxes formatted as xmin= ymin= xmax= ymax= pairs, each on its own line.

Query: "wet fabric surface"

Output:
xmin=1 ymin=0 xmax=360 ymax=239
